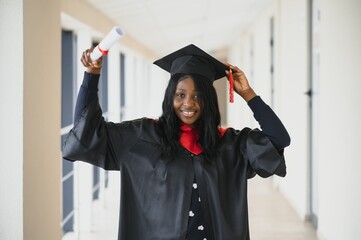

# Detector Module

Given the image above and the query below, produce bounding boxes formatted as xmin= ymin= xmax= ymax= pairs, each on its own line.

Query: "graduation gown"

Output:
xmin=63 ymin=74 xmax=289 ymax=240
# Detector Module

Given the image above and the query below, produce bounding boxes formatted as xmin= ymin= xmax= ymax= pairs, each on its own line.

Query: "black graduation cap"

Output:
xmin=153 ymin=44 xmax=228 ymax=82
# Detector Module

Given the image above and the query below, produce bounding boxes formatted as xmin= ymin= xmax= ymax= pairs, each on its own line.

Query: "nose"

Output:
xmin=183 ymin=95 xmax=195 ymax=106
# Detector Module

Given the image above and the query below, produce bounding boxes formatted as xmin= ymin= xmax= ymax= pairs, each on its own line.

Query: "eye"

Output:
xmin=175 ymin=92 xmax=185 ymax=98
xmin=194 ymin=93 xmax=201 ymax=100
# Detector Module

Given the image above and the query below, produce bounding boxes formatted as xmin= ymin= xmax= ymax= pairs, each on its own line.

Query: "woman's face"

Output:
xmin=173 ymin=77 xmax=201 ymax=127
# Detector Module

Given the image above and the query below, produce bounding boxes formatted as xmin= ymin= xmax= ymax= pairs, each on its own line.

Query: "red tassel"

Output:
xmin=229 ymin=69 xmax=234 ymax=103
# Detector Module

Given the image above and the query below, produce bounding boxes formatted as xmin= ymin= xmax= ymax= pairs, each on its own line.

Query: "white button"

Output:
xmin=193 ymin=183 xmax=198 ymax=189
xmin=189 ymin=211 xmax=194 ymax=217
xmin=198 ymin=225 xmax=204 ymax=230
xmin=198 ymin=197 xmax=201 ymax=202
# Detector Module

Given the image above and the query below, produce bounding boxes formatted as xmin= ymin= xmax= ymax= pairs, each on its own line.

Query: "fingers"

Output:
xmin=81 ymin=49 xmax=93 ymax=67
xmin=225 ymin=63 xmax=244 ymax=74
xmin=225 ymin=63 xmax=245 ymax=79
xmin=81 ymin=48 xmax=103 ymax=69
xmin=225 ymin=63 xmax=252 ymax=94
xmin=81 ymin=50 xmax=89 ymax=67
xmin=81 ymin=48 xmax=103 ymax=74
xmin=232 ymin=71 xmax=246 ymax=80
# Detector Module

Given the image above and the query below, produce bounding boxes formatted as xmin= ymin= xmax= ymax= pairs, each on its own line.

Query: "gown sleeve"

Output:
xmin=247 ymin=96 xmax=290 ymax=150
xmin=62 ymin=72 xmax=134 ymax=170
xmin=245 ymin=96 xmax=291 ymax=178
xmin=73 ymin=72 xmax=100 ymax=123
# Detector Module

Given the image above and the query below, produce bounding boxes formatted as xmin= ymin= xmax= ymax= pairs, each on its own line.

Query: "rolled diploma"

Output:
xmin=90 ymin=27 xmax=125 ymax=61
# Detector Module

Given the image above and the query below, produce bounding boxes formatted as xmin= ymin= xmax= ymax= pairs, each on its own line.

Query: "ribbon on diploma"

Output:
xmin=90 ymin=26 xmax=125 ymax=61
xmin=97 ymin=46 xmax=108 ymax=56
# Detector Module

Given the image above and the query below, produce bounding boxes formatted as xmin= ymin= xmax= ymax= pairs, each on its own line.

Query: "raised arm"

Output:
xmin=74 ymin=49 xmax=103 ymax=122
xmin=225 ymin=64 xmax=290 ymax=150
xmin=62 ymin=49 xmax=120 ymax=170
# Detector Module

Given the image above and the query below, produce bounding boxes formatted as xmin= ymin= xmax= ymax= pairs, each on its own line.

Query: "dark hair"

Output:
xmin=157 ymin=74 xmax=221 ymax=161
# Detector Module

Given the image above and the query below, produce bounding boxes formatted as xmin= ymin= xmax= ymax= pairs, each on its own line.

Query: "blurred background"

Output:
xmin=0 ymin=0 xmax=360 ymax=239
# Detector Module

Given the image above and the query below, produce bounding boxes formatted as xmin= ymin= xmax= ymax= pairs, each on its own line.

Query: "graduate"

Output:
xmin=63 ymin=44 xmax=291 ymax=240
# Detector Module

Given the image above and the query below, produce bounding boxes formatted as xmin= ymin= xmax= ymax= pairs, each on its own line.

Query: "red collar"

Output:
xmin=179 ymin=124 xmax=227 ymax=155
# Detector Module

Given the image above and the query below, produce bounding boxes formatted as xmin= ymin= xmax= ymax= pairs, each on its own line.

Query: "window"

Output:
xmin=61 ymin=29 xmax=77 ymax=234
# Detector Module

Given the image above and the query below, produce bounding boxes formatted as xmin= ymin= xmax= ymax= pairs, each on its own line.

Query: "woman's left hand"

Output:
xmin=225 ymin=64 xmax=257 ymax=102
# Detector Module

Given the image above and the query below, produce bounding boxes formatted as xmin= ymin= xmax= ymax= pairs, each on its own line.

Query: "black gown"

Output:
xmin=63 ymin=73 xmax=290 ymax=240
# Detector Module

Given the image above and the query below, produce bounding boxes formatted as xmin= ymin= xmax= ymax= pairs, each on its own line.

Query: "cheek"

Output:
xmin=173 ymin=98 xmax=180 ymax=108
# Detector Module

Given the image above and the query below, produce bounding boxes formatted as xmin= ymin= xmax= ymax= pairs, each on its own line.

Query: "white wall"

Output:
xmin=0 ymin=1 xmax=24 ymax=239
xmin=227 ymin=35 xmax=253 ymax=129
xmin=236 ymin=0 xmax=361 ymax=239
xmin=148 ymin=66 xmax=169 ymax=119
xmin=317 ymin=0 xmax=361 ymax=239
xmin=228 ymin=5 xmax=277 ymax=129
xmin=275 ymin=0 xmax=310 ymax=220
xmin=231 ymin=0 xmax=310 ymax=220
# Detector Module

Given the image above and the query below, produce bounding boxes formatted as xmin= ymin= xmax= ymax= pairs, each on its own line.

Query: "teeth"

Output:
xmin=182 ymin=111 xmax=195 ymax=117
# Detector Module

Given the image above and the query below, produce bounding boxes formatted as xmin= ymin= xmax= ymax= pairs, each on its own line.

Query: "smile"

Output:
xmin=181 ymin=110 xmax=196 ymax=117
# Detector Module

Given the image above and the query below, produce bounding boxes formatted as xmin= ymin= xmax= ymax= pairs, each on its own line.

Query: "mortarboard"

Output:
xmin=154 ymin=44 xmax=235 ymax=102
xmin=153 ymin=44 xmax=228 ymax=82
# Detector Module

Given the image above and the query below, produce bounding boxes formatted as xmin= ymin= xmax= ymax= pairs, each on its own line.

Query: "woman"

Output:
xmin=63 ymin=44 xmax=290 ymax=240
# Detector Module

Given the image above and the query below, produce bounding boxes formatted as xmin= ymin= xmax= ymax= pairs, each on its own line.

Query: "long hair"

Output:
xmin=157 ymin=73 xmax=221 ymax=161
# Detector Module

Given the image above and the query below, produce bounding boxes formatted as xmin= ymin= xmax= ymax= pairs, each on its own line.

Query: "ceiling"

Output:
xmin=85 ymin=0 xmax=272 ymax=56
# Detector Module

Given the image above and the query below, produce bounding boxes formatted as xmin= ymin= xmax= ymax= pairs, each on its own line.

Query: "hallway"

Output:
xmin=248 ymin=177 xmax=318 ymax=240
xmin=65 ymin=177 xmax=319 ymax=240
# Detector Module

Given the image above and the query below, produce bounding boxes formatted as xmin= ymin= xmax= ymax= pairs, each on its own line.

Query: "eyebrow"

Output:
xmin=175 ymin=87 xmax=186 ymax=91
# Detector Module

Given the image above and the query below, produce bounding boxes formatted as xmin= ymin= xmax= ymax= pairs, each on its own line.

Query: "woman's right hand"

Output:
xmin=81 ymin=48 xmax=103 ymax=74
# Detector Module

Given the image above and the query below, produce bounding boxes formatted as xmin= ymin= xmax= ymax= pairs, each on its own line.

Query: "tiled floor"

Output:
xmin=64 ymin=177 xmax=319 ymax=240
xmin=248 ymin=177 xmax=319 ymax=240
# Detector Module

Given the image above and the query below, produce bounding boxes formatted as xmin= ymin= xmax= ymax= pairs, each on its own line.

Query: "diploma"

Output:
xmin=90 ymin=26 xmax=125 ymax=61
